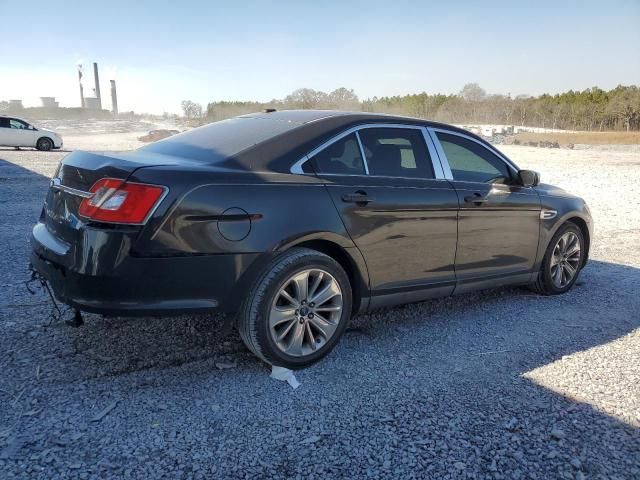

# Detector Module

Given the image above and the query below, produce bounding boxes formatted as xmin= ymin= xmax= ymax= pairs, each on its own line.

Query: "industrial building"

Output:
xmin=40 ymin=97 xmax=59 ymax=108
xmin=1 ymin=63 xmax=118 ymax=114
xmin=84 ymin=97 xmax=101 ymax=110
xmin=78 ymin=62 xmax=118 ymax=114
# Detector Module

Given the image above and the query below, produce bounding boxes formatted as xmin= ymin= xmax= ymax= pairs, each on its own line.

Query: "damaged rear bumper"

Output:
xmin=30 ymin=221 xmax=259 ymax=317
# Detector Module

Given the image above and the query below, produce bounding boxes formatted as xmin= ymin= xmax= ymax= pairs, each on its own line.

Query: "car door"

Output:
xmin=430 ymin=129 xmax=541 ymax=290
xmin=301 ymin=125 xmax=459 ymax=308
xmin=8 ymin=118 xmax=35 ymax=146
xmin=0 ymin=117 xmax=12 ymax=145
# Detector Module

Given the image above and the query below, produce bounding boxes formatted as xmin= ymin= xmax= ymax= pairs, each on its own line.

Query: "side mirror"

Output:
xmin=518 ymin=169 xmax=540 ymax=187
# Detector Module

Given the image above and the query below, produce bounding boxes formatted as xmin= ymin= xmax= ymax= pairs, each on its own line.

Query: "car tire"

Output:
xmin=237 ymin=247 xmax=352 ymax=369
xmin=530 ymin=222 xmax=585 ymax=295
xmin=36 ymin=138 xmax=53 ymax=151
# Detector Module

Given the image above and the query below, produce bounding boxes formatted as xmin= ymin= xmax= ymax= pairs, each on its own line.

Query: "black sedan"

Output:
xmin=30 ymin=110 xmax=593 ymax=368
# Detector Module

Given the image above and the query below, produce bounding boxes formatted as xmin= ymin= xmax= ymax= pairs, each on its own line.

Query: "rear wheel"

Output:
xmin=36 ymin=137 xmax=53 ymax=151
xmin=531 ymin=223 xmax=585 ymax=295
xmin=237 ymin=248 xmax=352 ymax=369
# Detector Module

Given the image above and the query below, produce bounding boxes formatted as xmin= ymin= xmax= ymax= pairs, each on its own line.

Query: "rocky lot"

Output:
xmin=0 ymin=138 xmax=638 ymax=479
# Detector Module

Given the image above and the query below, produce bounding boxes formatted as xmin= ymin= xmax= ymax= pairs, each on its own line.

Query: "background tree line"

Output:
xmin=186 ymin=84 xmax=640 ymax=131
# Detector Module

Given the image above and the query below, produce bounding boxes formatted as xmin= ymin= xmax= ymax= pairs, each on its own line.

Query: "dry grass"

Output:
xmin=513 ymin=131 xmax=640 ymax=146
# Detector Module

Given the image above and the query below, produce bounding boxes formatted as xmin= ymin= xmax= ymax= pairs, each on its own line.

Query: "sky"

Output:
xmin=0 ymin=0 xmax=639 ymax=114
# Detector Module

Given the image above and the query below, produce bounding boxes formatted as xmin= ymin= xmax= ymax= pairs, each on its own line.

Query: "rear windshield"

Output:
xmin=140 ymin=117 xmax=300 ymax=163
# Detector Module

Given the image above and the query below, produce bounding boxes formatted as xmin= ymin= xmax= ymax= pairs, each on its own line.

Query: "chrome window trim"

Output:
xmin=428 ymin=127 xmax=521 ymax=179
xmin=354 ymin=130 xmax=370 ymax=175
xmin=290 ymin=123 xmax=448 ymax=180
xmin=290 ymin=156 xmax=309 ymax=174
xmin=425 ymin=128 xmax=453 ymax=180
xmin=309 ymin=172 xmax=452 ymax=182
xmin=421 ymin=127 xmax=446 ymax=179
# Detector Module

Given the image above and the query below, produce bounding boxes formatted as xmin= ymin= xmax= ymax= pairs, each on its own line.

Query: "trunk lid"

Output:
xmin=55 ymin=150 xmax=163 ymax=191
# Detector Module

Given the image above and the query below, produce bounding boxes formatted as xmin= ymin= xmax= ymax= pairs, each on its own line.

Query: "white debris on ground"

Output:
xmin=270 ymin=366 xmax=301 ymax=389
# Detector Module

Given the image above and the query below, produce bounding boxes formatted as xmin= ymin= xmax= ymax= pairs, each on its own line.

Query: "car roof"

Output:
xmin=230 ymin=110 xmax=478 ymax=172
xmin=0 ymin=115 xmax=29 ymax=123
xmin=237 ymin=109 xmax=462 ymax=130
xmin=141 ymin=109 xmax=489 ymax=174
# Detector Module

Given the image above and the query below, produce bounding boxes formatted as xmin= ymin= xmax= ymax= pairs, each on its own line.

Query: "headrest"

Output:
xmin=370 ymin=144 xmax=403 ymax=176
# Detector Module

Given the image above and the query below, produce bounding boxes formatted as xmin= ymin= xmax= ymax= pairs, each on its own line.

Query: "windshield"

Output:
xmin=139 ymin=117 xmax=300 ymax=164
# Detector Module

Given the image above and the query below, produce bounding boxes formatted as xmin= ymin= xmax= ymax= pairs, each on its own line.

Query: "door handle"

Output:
xmin=342 ymin=192 xmax=374 ymax=204
xmin=464 ymin=193 xmax=488 ymax=205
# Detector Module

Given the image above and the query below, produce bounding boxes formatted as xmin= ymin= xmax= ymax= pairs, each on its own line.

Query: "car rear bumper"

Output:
xmin=30 ymin=221 xmax=261 ymax=317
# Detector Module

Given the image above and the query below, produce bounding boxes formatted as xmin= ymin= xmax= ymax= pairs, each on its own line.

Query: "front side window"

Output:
xmin=308 ymin=132 xmax=366 ymax=175
xmin=358 ymin=128 xmax=434 ymax=179
xmin=9 ymin=119 xmax=28 ymax=129
xmin=436 ymin=132 xmax=512 ymax=183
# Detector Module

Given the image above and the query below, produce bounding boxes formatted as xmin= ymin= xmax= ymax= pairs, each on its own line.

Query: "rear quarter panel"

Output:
xmin=129 ymin=169 xmax=353 ymax=255
xmin=128 ymin=167 xmax=369 ymax=311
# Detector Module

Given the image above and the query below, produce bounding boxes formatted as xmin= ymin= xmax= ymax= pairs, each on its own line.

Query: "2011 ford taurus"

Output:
xmin=30 ymin=110 xmax=593 ymax=368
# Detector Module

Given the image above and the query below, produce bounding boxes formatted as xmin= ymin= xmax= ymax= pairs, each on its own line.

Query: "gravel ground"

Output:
xmin=0 ymin=140 xmax=638 ymax=479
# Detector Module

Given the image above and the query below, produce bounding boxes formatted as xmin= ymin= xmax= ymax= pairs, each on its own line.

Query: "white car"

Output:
xmin=0 ymin=116 xmax=63 ymax=151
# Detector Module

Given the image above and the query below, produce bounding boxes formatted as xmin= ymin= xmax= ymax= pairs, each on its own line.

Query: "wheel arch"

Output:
xmin=544 ymin=213 xmax=591 ymax=268
xmin=225 ymin=235 xmax=370 ymax=317
xmin=565 ymin=216 xmax=590 ymax=267
xmin=290 ymin=238 xmax=370 ymax=315
xmin=36 ymin=136 xmax=54 ymax=149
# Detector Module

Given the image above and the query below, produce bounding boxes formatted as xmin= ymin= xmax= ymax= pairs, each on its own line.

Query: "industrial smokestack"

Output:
xmin=110 ymin=80 xmax=118 ymax=115
xmin=93 ymin=62 xmax=102 ymax=110
xmin=78 ymin=64 xmax=85 ymax=108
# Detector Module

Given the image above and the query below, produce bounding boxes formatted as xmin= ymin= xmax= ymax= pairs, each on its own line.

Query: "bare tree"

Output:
xmin=514 ymin=95 xmax=531 ymax=126
xmin=460 ymin=83 xmax=486 ymax=101
xmin=284 ymin=88 xmax=328 ymax=109
xmin=606 ymin=88 xmax=640 ymax=131
xmin=181 ymin=100 xmax=203 ymax=119
xmin=327 ymin=88 xmax=359 ymax=109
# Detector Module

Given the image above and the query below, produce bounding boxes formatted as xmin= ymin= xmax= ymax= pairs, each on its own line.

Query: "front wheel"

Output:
xmin=36 ymin=137 xmax=53 ymax=151
xmin=531 ymin=223 xmax=585 ymax=295
xmin=237 ymin=248 xmax=352 ymax=369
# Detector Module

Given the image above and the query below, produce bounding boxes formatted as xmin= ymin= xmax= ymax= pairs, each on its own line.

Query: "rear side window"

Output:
xmin=358 ymin=128 xmax=434 ymax=179
xmin=0 ymin=118 xmax=9 ymax=128
xmin=308 ymin=133 xmax=366 ymax=175
xmin=436 ymin=132 xmax=512 ymax=183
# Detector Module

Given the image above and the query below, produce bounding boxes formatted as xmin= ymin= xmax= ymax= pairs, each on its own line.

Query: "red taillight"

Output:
xmin=79 ymin=178 xmax=166 ymax=224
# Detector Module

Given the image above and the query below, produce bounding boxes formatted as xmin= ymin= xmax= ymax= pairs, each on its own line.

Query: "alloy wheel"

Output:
xmin=550 ymin=231 xmax=581 ymax=288
xmin=269 ymin=268 xmax=343 ymax=357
